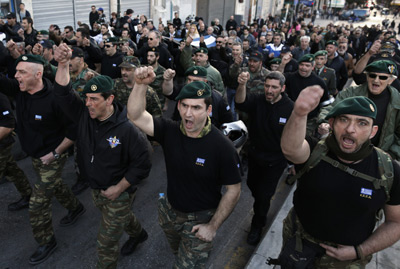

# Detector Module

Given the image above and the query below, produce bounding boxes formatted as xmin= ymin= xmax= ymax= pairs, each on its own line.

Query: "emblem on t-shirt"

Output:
xmin=360 ymin=188 xmax=372 ymax=199
xmin=107 ymin=136 xmax=121 ymax=148
xmin=279 ymin=117 xmax=287 ymax=124
xmin=2 ymin=110 xmax=9 ymax=115
xmin=196 ymin=157 xmax=205 ymax=166
xmin=35 ymin=115 xmax=42 ymax=120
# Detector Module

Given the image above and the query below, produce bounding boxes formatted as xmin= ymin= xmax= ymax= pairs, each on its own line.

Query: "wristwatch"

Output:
xmin=52 ymin=150 xmax=60 ymax=160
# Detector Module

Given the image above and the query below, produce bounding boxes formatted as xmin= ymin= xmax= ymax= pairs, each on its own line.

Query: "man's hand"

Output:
xmin=101 ymin=185 xmax=123 ymax=201
xmin=54 ymin=43 xmax=72 ymax=64
xmin=191 ymin=223 xmax=217 ymax=242
xmin=32 ymin=43 xmax=43 ymax=55
xmin=40 ymin=152 xmax=56 ymax=165
xmin=368 ymin=40 xmax=381 ymax=56
xmin=6 ymin=40 xmax=17 ymax=52
xmin=318 ymin=123 xmax=330 ymax=136
xmin=234 ymin=55 xmax=243 ymax=66
xmin=238 ymin=71 xmax=250 ymax=85
xmin=17 ymin=28 xmax=24 ymax=39
xmin=320 ymin=244 xmax=357 ymax=261
xmin=293 ymin=85 xmax=324 ymax=117
xmin=163 ymin=69 xmax=176 ymax=81
xmin=269 ymin=52 xmax=274 ymax=58
xmin=281 ymin=53 xmax=292 ymax=66
xmin=134 ymin=66 xmax=156 ymax=85
xmin=82 ymin=37 xmax=90 ymax=47
xmin=84 ymin=71 xmax=95 ymax=81
xmin=186 ymin=36 xmax=193 ymax=46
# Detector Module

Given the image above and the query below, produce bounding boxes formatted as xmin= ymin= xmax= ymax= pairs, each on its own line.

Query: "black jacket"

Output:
xmin=53 ymin=82 xmax=151 ymax=190
xmin=0 ymin=76 xmax=76 ymax=158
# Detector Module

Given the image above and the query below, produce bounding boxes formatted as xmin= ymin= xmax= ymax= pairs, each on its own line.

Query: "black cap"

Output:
xmin=40 ymin=40 xmax=54 ymax=49
xmin=6 ymin=12 xmax=16 ymax=19
xmin=281 ymin=46 xmax=291 ymax=53
xmin=71 ymin=47 xmax=85 ymax=59
xmin=249 ymin=51 xmax=263 ymax=61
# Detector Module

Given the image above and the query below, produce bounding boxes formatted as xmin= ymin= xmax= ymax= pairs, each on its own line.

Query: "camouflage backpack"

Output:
xmin=287 ymin=140 xmax=394 ymax=202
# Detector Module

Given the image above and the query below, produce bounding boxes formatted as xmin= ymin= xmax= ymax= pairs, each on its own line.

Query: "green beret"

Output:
xmin=105 ymin=37 xmax=119 ymax=43
xmin=326 ymin=40 xmax=338 ymax=46
xmin=184 ymin=66 xmax=207 ymax=78
xmin=269 ymin=58 xmax=282 ymax=65
xmin=298 ymin=54 xmax=315 ymax=63
xmin=15 ymin=54 xmax=46 ymax=66
xmin=325 ymin=96 xmax=377 ymax=120
xmin=314 ymin=50 xmax=328 ymax=58
xmin=37 ymin=30 xmax=49 ymax=35
xmin=364 ymin=60 xmax=398 ymax=76
xmin=194 ymin=47 xmax=208 ymax=54
xmin=388 ymin=35 xmax=396 ymax=39
xmin=83 ymin=75 xmax=114 ymax=94
xmin=175 ymin=81 xmax=211 ymax=101
xmin=119 ymin=56 xmax=141 ymax=68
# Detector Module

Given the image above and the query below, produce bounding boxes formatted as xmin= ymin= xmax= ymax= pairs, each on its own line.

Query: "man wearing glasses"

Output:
xmin=319 ymin=60 xmax=400 ymax=160
xmin=101 ymin=37 xmax=124 ymax=79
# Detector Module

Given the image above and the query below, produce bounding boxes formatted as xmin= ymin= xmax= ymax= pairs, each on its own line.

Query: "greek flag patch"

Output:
xmin=35 ymin=115 xmax=42 ymax=120
xmin=360 ymin=188 xmax=372 ymax=199
xmin=196 ymin=158 xmax=205 ymax=166
xmin=2 ymin=110 xmax=9 ymax=115
xmin=279 ymin=117 xmax=287 ymax=124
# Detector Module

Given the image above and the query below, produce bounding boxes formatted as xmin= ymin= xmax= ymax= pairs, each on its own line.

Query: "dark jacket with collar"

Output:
xmin=53 ymin=82 xmax=151 ymax=190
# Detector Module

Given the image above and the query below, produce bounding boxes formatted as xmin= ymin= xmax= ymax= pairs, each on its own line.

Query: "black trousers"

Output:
xmin=247 ymin=158 xmax=287 ymax=228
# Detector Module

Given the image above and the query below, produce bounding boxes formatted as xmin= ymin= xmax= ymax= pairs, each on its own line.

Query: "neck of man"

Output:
xmin=26 ymin=27 xmax=32 ymax=34
xmin=152 ymin=62 xmax=158 ymax=70
xmin=99 ymin=105 xmax=114 ymax=121
xmin=27 ymin=79 xmax=44 ymax=95
xmin=315 ymin=64 xmax=324 ymax=69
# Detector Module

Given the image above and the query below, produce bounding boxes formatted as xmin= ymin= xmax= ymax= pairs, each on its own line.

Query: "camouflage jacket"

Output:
xmin=149 ymin=64 xmax=166 ymax=103
xmin=229 ymin=64 xmax=270 ymax=93
xmin=113 ymin=78 xmax=162 ymax=117
xmin=71 ymin=67 xmax=99 ymax=99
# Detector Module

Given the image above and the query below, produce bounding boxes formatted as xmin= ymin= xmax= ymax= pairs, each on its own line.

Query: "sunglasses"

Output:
xmin=367 ymin=73 xmax=390 ymax=80
xmin=216 ymin=41 xmax=223 ymax=43
xmin=228 ymin=43 xmax=233 ymax=45
xmin=104 ymin=44 xmax=113 ymax=48
xmin=149 ymin=38 xmax=154 ymax=41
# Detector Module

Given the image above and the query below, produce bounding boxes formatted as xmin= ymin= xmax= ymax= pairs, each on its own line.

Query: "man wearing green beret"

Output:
xmin=180 ymin=36 xmax=226 ymax=95
xmin=326 ymin=40 xmax=348 ymax=91
xmin=314 ymin=50 xmax=337 ymax=96
xmin=353 ymin=40 xmax=400 ymax=92
xmin=128 ymin=66 xmax=241 ymax=268
xmin=281 ymin=87 xmax=400 ymax=268
xmin=53 ymin=43 xmax=151 ymax=268
xmin=319 ymin=59 xmax=400 ymax=160
xmin=283 ymin=54 xmax=330 ymax=136
xmin=36 ymin=30 xmax=49 ymax=41
xmin=101 ymin=37 xmax=124 ymax=79
xmin=162 ymin=66 xmax=234 ymax=127
xmin=113 ymin=56 xmax=162 ymax=117
xmin=0 ymin=54 xmax=85 ymax=265
xmin=268 ymin=58 xmax=282 ymax=71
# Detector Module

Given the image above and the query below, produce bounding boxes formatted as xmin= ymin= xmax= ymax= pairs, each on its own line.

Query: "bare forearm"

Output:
xmin=55 ymin=137 xmax=74 ymax=154
xmin=162 ymin=79 xmax=173 ymax=96
xmin=281 ymin=111 xmax=310 ymax=164
xmin=117 ymin=177 xmax=131 ymax=193
xmin=0 ymin=126 xmax=13 ymax=141
xmin=354 ymin=53 xmax=371 ymax=74
xmin=208 ymin=183 xmax=241 ymax=230
xmin=127 ymin=83 xmax=148 ymax=121
xmin=55 ymin=62 xmax=70 ymax=86
xmin=235 ymin=83 xmax=246 ymax=103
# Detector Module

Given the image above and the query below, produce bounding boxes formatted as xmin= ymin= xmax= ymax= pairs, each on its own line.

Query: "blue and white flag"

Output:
xmin=163 ymin=35 xmax=216 ymax=48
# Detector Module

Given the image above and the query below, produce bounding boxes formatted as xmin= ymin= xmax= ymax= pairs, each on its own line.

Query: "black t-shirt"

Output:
xmin=294 ymin=136 xmax=400 ymax=245
xmin=101 ymin=52 xmax=124 ymax=79
xmin=153 ymin=117 xmax=242 ymax=212
xmin=235 ymin=92 xmax=293 ymax=165
xmin=369 ymin=88 xmax=390 ymax=146
xmin=284 ymin=72 xmax=329 ymax=119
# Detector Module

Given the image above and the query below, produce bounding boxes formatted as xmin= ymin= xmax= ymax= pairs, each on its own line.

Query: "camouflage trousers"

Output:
xmin=29 ymin=153 xmax=80 ymax=245
xmin=0 ymin=143 xmax=31 ymax=197
xmin=282 ymin=207 xmax=372 ymax=268
xmin=158 ymin=196 xmax=215 ymax=269
xmin=92 ymin=189 xmax=142 ymax=269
